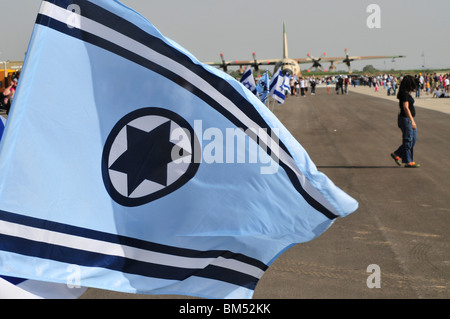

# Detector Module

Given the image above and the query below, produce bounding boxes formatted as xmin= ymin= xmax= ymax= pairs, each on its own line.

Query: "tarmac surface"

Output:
xmin=253 ymin=87 xmax=450 ymax=299
xmin=5 ymin=85 xmax=447 ymax=299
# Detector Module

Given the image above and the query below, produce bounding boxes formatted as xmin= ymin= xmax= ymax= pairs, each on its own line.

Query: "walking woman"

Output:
xmin=391 ymin=75 xmax=420 ymax=167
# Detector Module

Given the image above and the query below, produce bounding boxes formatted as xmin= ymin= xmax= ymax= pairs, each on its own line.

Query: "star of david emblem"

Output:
xmin=243 ymin=81 xmax=253 ymax=90
xmin=102 ymin=107 xmax=200 ymax=207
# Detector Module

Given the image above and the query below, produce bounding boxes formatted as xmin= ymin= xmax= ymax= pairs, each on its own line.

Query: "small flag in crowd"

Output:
xmin=0 ymin=0 xmax=357 ymax=299
xmin=269 ymin=69 xmax=286 ymax=104
xmin=240 ymin=67 xmax=257 ymax=95
xmin=256 ymin=70 xmax=270 ymax=103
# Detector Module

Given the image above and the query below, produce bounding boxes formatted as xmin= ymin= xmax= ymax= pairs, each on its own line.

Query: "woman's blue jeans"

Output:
xmin=394 ymin=116 xmax=417 ymax=164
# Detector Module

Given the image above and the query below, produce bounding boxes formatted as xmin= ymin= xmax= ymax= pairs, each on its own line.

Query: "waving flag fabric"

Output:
xmin=256 ymin=70 xmax=270 ymax=103
xmin=1 ymin=115 xmax=86 ymax=299
xmin=269 ymin=69 xmax=285 ymax=104
xmin=0 ymin=0 xmax=357 ymax=299
xmin=240 ymin=67 xmax=257 ymax=95
xmin=0 ymin=276 xmax=86 ymax=299
xmin=282 ymin=75 xmax=291 ymax=95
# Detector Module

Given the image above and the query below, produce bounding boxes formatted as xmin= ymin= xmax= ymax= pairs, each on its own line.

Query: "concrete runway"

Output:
xmin=254 ymin=88 xmax=449 ymax=299
xmin=80 ymin=87 xmax=449 ymax=299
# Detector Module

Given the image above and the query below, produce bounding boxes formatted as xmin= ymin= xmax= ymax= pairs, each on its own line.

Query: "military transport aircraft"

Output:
xmin=206 ymin=23 xmax=405 ymax=76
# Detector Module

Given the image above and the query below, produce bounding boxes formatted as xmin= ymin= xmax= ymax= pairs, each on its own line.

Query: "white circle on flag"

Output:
xmin=102 ymin=107 xmax=199 ymax=207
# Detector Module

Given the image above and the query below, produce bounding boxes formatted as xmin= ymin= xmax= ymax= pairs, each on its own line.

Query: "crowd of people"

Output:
xmin=286 ymin=75 xmax=350 ymax=97
xmin=360 ymin=72 xmax=450 ymax=98
xmin=0 ymin=77 xmax=18 ymax=115
xmin=282 ymin=71 xmax=450 ymax=170
xmin=279 ymin=72 xmax=435 ymax=169
xmin=281 ymin=72 xmax=450 ymax=99
xmin=288 ymin=76 xmax=318 ymax=97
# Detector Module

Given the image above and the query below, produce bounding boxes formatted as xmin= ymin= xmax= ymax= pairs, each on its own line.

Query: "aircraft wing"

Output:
xmin=320 ymin=55 xmax=405 ymax=62
xmin=294 ymin=55 xmax=405 ymax=64
xmin=205 ymin=53 xmax=279 ymax=72
xmin=294 ymin=52 xmax=405 ymax=73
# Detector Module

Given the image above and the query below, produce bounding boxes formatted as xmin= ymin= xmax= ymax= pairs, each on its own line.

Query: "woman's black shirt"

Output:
xmin=398 ymin=91 xmax=415 ymax=118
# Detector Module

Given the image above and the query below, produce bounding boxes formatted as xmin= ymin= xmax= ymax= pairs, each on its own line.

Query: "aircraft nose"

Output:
xmin=282 ymin=68 xmax=293 ymax=76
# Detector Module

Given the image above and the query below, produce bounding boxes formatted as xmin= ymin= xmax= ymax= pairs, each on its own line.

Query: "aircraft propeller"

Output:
xmin=219 ymin=53 xmax=229 ymax=72
xmin=252 ymin=52 xmax=260 ymax=72
xmin=307 ymin=52 xmax=327 ymax=72
xmin=342 ymin=48 xmax=354 ymax=74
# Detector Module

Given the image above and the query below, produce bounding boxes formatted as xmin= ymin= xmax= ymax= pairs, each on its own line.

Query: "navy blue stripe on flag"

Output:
xmin=0 ymin=233 xmax=257 ymax=290
xmin=35 ymin=1 xmax=337 ymax=220
xmin=0 ymin=210 xmax=267 ymax=269
xmin=0 ymin=275 xmax=27 ymax=286
xmin=273 ymin=90 xmax=285 ymax=100
xmin=0 ymin=210 xmax=266 ymax=289
xmin=241 ymin=70 xmax=251 ymax=82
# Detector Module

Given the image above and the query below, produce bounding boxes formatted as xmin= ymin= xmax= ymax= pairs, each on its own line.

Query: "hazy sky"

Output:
xmin=1 ymin=0 xmax=449 ymax=72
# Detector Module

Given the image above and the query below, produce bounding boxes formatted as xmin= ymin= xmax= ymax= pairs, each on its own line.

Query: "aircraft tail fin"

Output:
xmin=283 ymin=22 xmax=288 ymax=59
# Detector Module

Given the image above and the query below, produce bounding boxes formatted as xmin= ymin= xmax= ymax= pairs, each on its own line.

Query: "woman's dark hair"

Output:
xmin=397 ymin=75 xmax=416 ymax=98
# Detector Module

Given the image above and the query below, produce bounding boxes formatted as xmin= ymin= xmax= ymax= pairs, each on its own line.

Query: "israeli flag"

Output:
xmin=0 ymin=0 xmax=357 ymax=299
xmin=240 ymin=67 xmax=257 ymax=95
xmin=269 ymin=69 xmax=285 ymax=104
xmin=256 ymin=70 xmax=270 ymax=103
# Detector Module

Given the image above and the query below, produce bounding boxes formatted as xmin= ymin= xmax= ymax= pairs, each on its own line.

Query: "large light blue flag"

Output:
xmin=240 ymin=67 xmax=257 ymax=95
xmin=0 ymin=0 xmax=357 ymax=299
xmin=0 ymin=276 xmax=86 ymax=299
xmin=269 ymin=69 xmax=285 ymax=104
xmin=1 ymin=115 xmax=87 ymax=299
